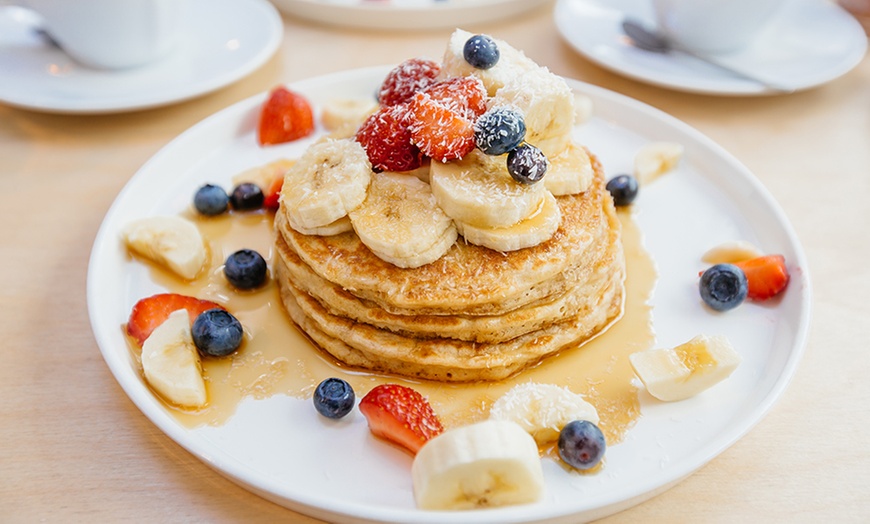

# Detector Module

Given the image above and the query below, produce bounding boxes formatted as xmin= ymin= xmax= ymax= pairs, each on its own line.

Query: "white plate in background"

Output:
xmin=0 ymin=0 xmax=282 ymax=114
xmin=87 ymin=66 xmax=811 ymax=523
xmin=271 ymin=0 xmax=551 ymax=30
xmin=555 ymin=0 xmax=867 ymax=95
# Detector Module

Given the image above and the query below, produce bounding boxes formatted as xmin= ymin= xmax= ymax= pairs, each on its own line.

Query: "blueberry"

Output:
xmin=313 ymin=378 xmax=355 ymax=419
xmin=224 ymin=249 xmax=267 ymax=290
xmin=699 ymin=263 xmax=748 ymax=311
xmin=463 ymin=34 xmax=500 ymax=70
xmin=507 ymin=143 xmax=548 ymax=184
xmin=229 ymin=182 xmax=264 ymax=211
xmin=606 ymin=174 xmax=639 ymax=206
xmin=193 ymin=184 xmax=229 ymax=216
xmin=474 ymin=108 xmax=526 ymax=156
xmin=558 ymin=420 xmax=606 ymax=470
xmin=192 ymin=308 xmax=244 ymax=357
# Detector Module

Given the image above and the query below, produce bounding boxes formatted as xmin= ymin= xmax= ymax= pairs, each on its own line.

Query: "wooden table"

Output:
xmin=3 ymin=3 xmax=869 ymax=522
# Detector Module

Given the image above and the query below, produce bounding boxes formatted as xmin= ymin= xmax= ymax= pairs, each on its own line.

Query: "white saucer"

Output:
xmin=0 ymin=0 xmax=283 ymax=114
xmin=554 ymin=0 xmax=868 ymax=95
xmin=270 ymin=0 xmax=551 ymax=30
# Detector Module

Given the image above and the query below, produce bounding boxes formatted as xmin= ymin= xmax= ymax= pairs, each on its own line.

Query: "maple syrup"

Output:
xmin=129 ymin=207 xmax=656 ymax=444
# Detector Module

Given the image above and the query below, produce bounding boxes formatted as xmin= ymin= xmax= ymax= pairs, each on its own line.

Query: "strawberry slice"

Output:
xmin=734 ymin=255 xmax=790 ymax=301
xmin=358 ymin=383 xmax=444 ymax=455
xmin=126 ymin=293 xmax=225 ymax=346
xmin=263 ymin=171 xmax=284 ymax=211
xmin=258 ymin=86 xmax=315 ymax=146
xmin=407 ymin=92 xmax=476 ymax=163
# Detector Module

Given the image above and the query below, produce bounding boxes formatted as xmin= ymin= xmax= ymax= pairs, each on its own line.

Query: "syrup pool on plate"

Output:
xmin=126 ymin=206 xmax=656 ymax=445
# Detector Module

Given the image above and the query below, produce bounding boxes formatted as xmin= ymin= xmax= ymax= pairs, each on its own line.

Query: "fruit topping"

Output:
xmin=558 ymin=420 xmax=606 ymax=471
xmin=634 ymin=141 xmax=683 ymax=185
xmin=193 ymin=184 xmax=230 ymax=216
xmin=257 ymin=86 xmax=315 ymax=146
xmin=140 ymin=309 xmax=207 ymax=409
xmin=223 ymin=249 xmax=268 ymax=290
xmin=229 ymin=182 xmax=264 ymax=211
xmin=463 ymin=34 xmax=500 ymax=70
xmin=489 ymin=383 xmax=599 ymax=445
xmin=263 ymin=172 xmax=284 ymax=211
xmin=355 ymin=104 xmax=423 ymax=172
xmin=605 ymin=174 xmax=639 ymax=206
xmin=407 ymin=92 xmax=476 ymax=163
xmin=126 ymin=293 xmax=225 ymax=347
xmin=358 ymin=383 xmax=444 ymax=455
xmin=629 ymin=334 xmax=742 ymax=402
xmin=734 ymin=254 xmax=790 ymax=301
xmin=191 ymin=308 xmax=244 ymax=357
xmin=418 ymin=76 xmax=488 ymax=121
xmin=121 ymin=216 xmax=207 ymax=280
xmin=321 ymin=97 xmax=379 ymax=133
xmin=313 ymin=378 xmax=355 ymax=419
xmin=377 ymin=58 xmax=441 ymax=107
xmin=411 ymin=420 xmax=544 ymax=510
xmin=699 ymin=263 xmax=748 ymax=311
xmin=506 ymin=143 xmax=548 ymax=184
xmin=473 ymin=107 xmax=526 ymax=156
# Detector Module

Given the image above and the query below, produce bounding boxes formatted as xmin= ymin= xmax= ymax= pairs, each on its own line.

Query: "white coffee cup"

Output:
xmin=9 ymin=0 xmax=182 ymax=69
xmin=652 ymin=0 xmax=785 ymax=53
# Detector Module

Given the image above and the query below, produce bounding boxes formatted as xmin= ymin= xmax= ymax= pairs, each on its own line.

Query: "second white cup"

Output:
xmin=652 ymin=0 xmax=785 ymax=54
xmin=22 ymin=0 xmax=182 ymax=70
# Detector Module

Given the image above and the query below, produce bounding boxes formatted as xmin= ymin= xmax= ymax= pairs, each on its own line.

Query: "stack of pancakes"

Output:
xmin=273 ymin=153 xmax=625 ymax=382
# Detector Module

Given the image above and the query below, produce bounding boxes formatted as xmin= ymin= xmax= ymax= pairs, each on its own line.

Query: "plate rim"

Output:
xmin=87 ymin=65 xmax=812 ymax=523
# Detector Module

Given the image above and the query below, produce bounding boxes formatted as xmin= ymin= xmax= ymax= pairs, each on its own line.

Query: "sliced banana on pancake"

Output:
xmin=545 ymin=141 xmax=593 ymax=196
xmin=349 ymin=171 xmax=457 ymax=268
xmin=440 ymin=29 xmax=538 ymax=96
xmin=430 ymin=150 xmax=546 ymax=229
xmin=455 ymin=191 xmax=560 ymax=252
xmin=285 ymin=213 xmax=354 ymax=237
xmin=281 ymin=138 xmax=372 ymax=231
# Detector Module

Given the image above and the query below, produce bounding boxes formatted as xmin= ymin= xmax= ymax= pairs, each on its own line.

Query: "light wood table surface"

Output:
xmin=3 ymin=2 xmax=869 ymax=522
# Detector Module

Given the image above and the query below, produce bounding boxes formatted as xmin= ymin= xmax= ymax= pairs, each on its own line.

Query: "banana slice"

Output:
xmin=455 ymin=191 xmax=560 ymax=252
xmin=412 ymin=419 xmax=544 ymax=510
xmin=430 ymin=149 xmax=547 ymax=229
xmin=321 ymin=97 xmax=378 ymax=133
xmin=122 ymin=216 xmax=207 ymax=280
xmin=490 ymin=68 xmax=575 ymax=158
xmin=634 ymin=141 xmax=684 ymax=185
xmin=544 ymin=141 xmax=593 ymax=196
xmin=629 ymin=334 xmax=742 ymax=402
xmin=349 ymin=171 xmax=457 ymax=268
xmin=489 ymin=382 xmax=599 ymax=445
xmin=281 ymin=138 xmax=372 ymax=231
xmin=440 ymin=29 xmax=538 ymax=96
xmin=232 ymin=158 xmax=295 ymax=192
xmin=285 ymin=214 xmax=354 ymax=237
xmin=701 ymin=241 xmax=764 ymax=264
xmin=141 ymin=309 xmax=207 ymax=408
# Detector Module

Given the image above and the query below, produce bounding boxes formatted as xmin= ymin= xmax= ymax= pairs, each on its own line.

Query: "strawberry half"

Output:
xmin=258 ymin=86 xmax=315 ymax=146
xmin=419 ymin=76 xmax=488 ymax=121
xmin=358 ymin=383 xmax=444 ymax=455
xmin=377 ymin=58 xmax=441 ymax=107
xmin=126 ymin=293 xmax=225 ymax=346
xmin=734 ymin=255 xmax=790 ymax=301
xmin=407 ymin=92 xmax=476 ymax=163
xmin=355 ymin=104 xmax=423 ymax=172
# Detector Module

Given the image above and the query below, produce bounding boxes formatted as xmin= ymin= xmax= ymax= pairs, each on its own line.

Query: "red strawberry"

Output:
xmin=263 ymin=171 xmax=284 ymax=211
xmin=355 ymin=104 xmax=423 ymax=172
xmin=126 ymin=293 xmax=225 ymax=346
xmin=734 ymin=255 xmax=790 ymax=301
xmin=258 ymin=86 xmax=315 ymax=146
xmin=420 ymin=76 xmax=488 ymax=121
xmin=407 ymin=92 xmax=476 ymax=163
xmin=358 ymin=383 xmax=444 ymax=455
xmin=377 ymin=58 xmax=441 ymax=107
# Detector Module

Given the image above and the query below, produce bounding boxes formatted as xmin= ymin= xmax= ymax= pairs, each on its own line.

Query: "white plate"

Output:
xmin=87 ymin=66 xmax=811 ymax=523
xmin=270 ymin=0 xmax=551 ymax=30
xmin=554 ymin=0 xmax=867 ymax=95
xmin=0 ymin=0 xmax=282 ymax=114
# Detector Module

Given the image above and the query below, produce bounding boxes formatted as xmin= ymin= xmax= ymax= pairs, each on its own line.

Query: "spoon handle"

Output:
xmin=673 ymin=45 xmax=795 ymax=93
